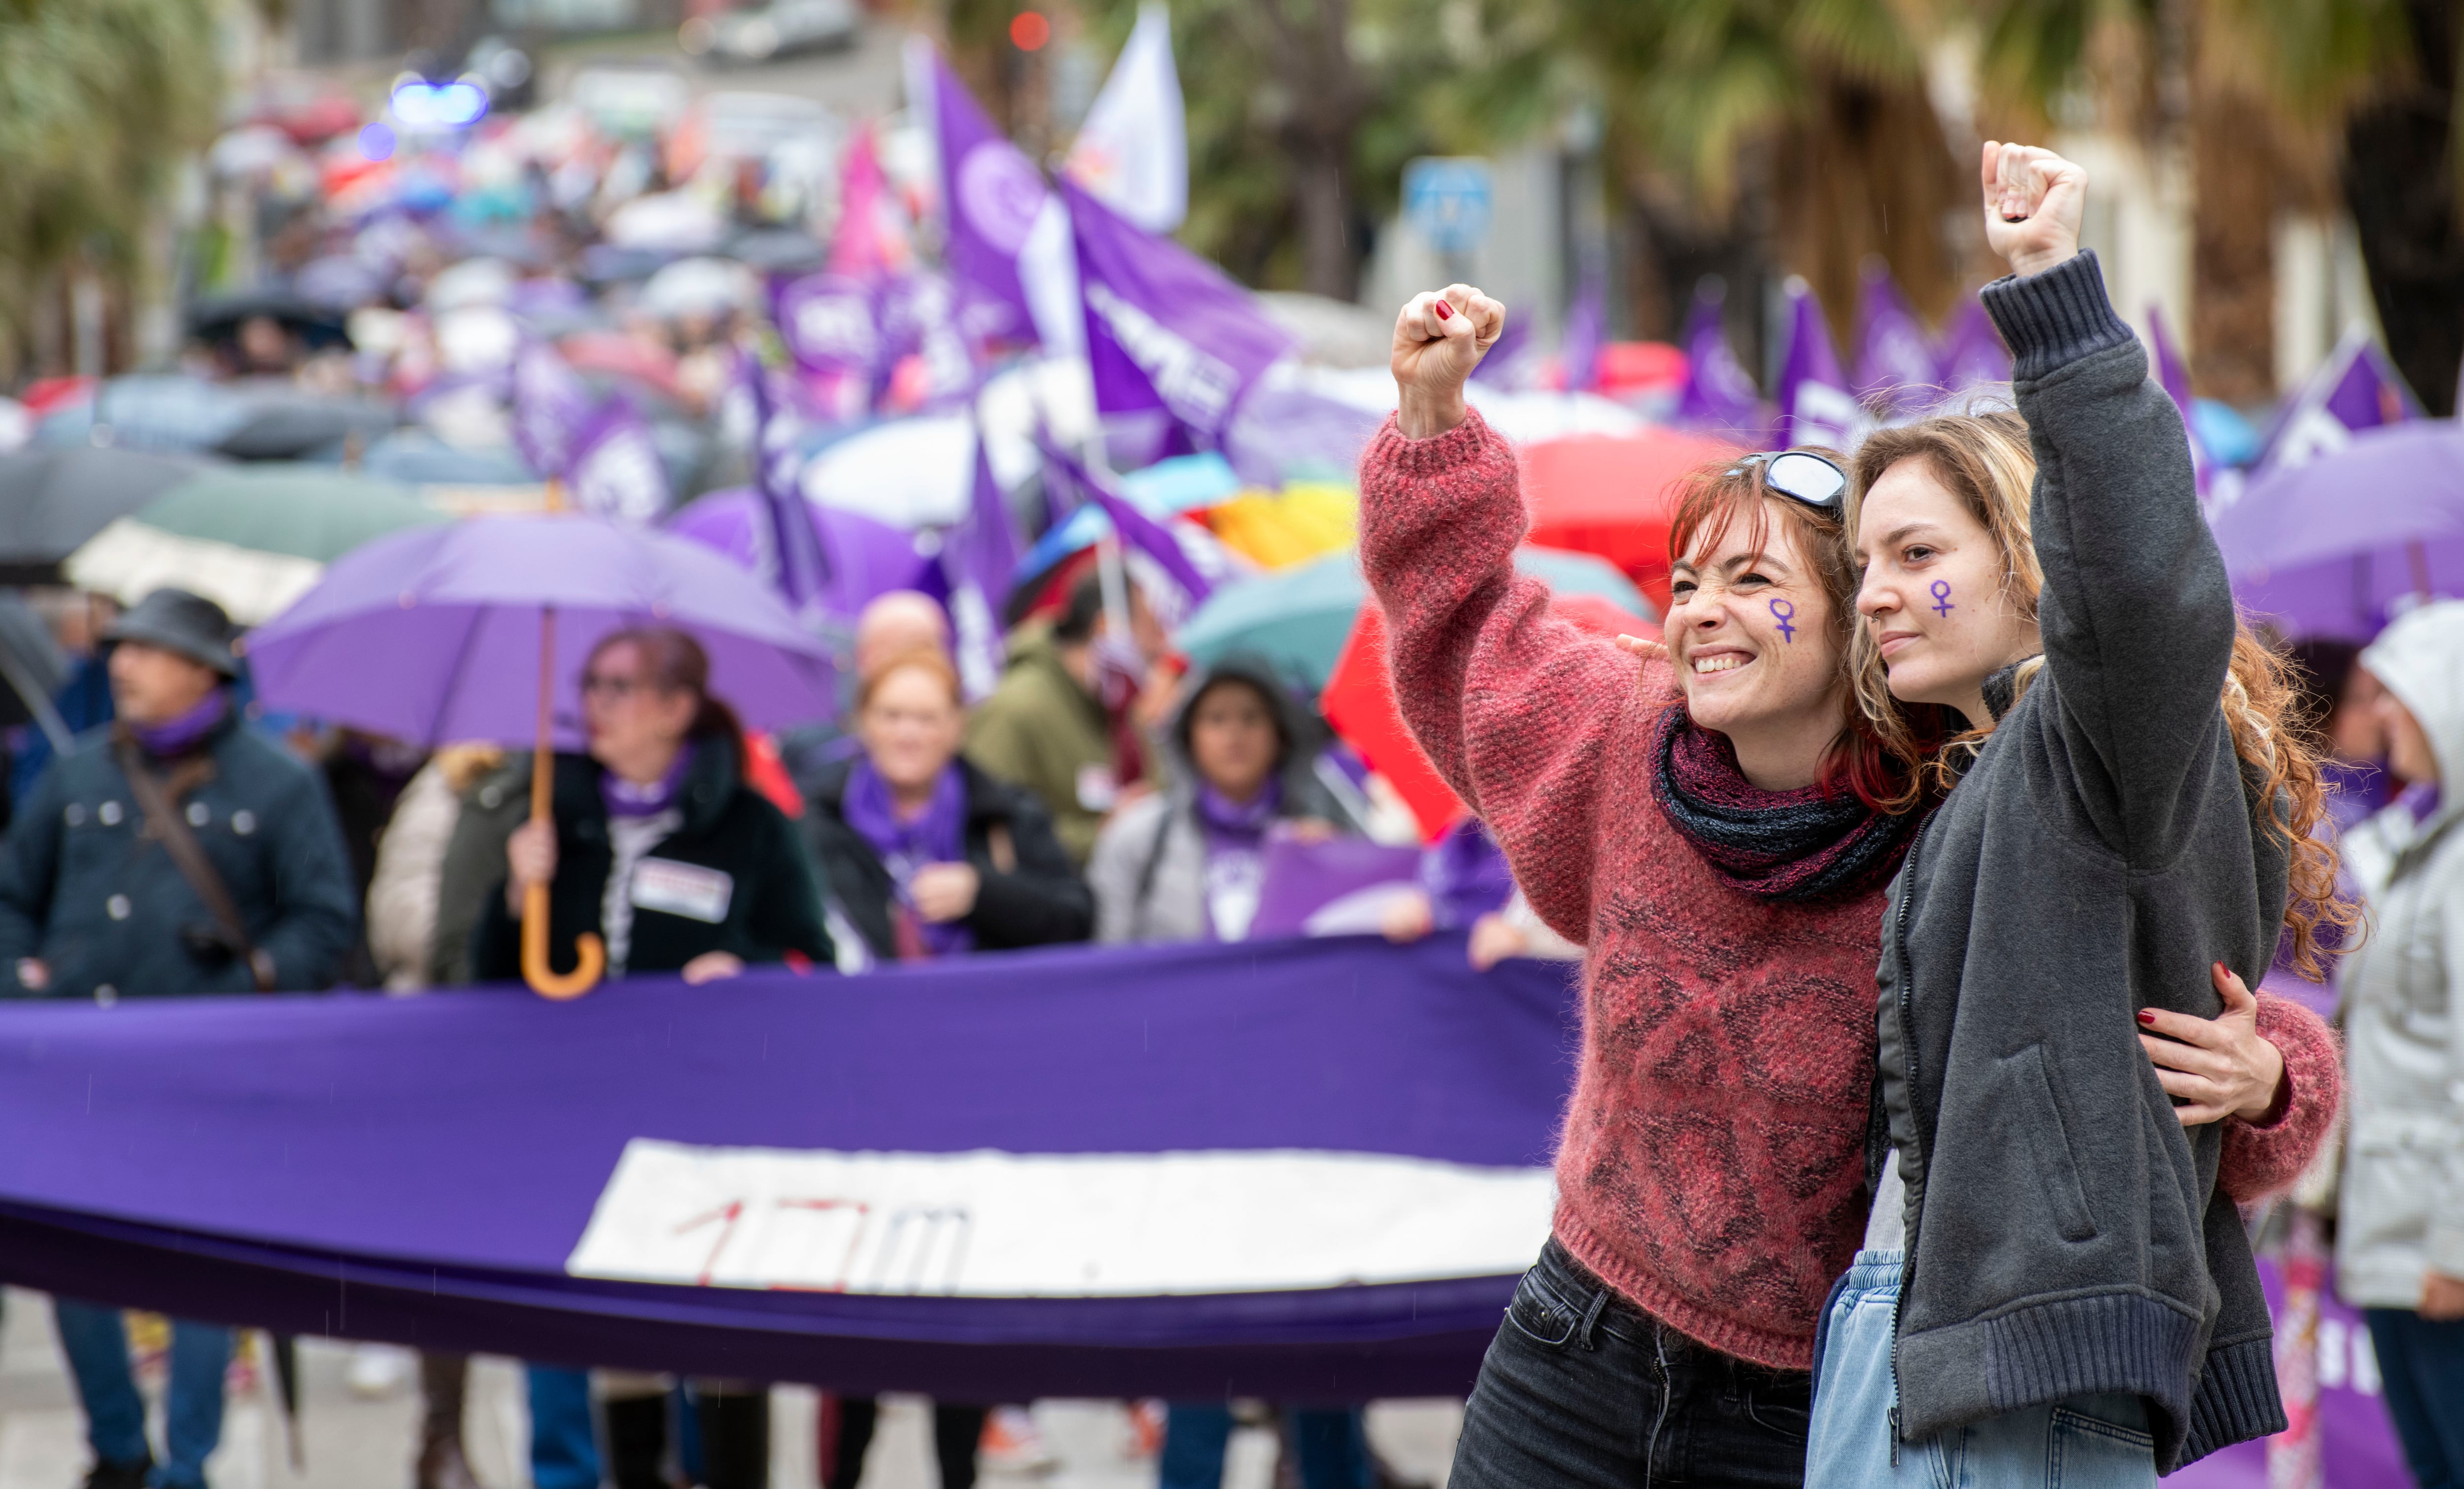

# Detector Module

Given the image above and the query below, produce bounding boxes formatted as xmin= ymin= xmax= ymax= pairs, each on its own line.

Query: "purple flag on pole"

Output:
xmin=2145 ymin=306 xmax=2214 ymax=498
xmin=1675 ymin=278 xmax=1764 ymax=440
xmin=1063 ymin=178 xmax=1293 ymax=455
xmin=774 ymin=273 xmax=882 ymax=381
xmin=1776 ymin=278 xmax=1865 ymax=450
xmin=1935 ymin=300 xmax=2011 ymax=394
xmin=920 ymin=42 xmax=1047 ymax=345
xmin=2257 ymin=327 xmax=2422 ymax=476
xmin=567 ymin=396 xmax=670 ymax=526
xmin=1039 ymin=433 xmax=1217 ymax=618
xmin=943 ymin=424 xmax=1021 ymax=700
xmin=741 ymin=349 xmax=830 ymax=615
xmin=1559 ymin=270 xmax=1604 ymax=393
xmin=1854 ymin=262 xmax=1938 ymax=416
xmin=878 ymin=271 xmax=982 ymax=413
xmin=512 ymin=340 xmax=593 ymax=478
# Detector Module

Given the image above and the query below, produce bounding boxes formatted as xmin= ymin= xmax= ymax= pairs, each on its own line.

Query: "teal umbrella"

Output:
xmin=1179 ymin=545 xmax=1649 ymax=692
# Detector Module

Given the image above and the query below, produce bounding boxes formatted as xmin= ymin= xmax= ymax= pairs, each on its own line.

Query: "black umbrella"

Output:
xmin=187 ymin=290 xmax=352 ymax=352
xmin=0 ymin=448 xmax=210 ymax=584
xmin=213 ymin=398 xmax=400 ymax=461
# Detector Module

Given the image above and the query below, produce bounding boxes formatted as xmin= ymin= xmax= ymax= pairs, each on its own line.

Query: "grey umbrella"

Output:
xmin=0 ymin=447 xmax=211 ymax=584
xmin=0 ymin=596 xmax=69 ymax=751
xmin=212 ymin=398 xmax=400 ymax=461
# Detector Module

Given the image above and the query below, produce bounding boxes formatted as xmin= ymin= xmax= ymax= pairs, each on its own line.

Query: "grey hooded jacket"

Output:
xmin=2335 ymin=601 xmax=2464 ymax=1308
xmin=1873 ymin=252 xmax=2287 ymax=1471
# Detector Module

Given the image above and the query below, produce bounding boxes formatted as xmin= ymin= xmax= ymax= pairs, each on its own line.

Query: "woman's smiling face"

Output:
xmin=1666 ymin=497 xmax=1846 ymax=748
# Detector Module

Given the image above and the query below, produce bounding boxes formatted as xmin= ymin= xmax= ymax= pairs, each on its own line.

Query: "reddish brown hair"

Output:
xmin=1665 ymin=457 xmax=1937 ymax=813
xmin=587 ymin=626 xmax=744 ymax=766
xmin=856 ymin=647 xmax=964 ymax=712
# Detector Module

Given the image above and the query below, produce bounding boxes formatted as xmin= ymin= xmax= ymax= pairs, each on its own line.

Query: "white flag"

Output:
xmin=1063 ymin=5 xmax=1187 ymax=233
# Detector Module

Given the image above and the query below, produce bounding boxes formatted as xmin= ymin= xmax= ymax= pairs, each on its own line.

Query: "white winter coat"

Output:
xmin=2337 ymin=601 xmax=2464 ymax=1308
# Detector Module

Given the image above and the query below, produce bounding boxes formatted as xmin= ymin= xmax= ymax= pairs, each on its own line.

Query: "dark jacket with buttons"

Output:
xmin=0 ymin=708 xmax=358 ymax=998
xmin=471 ymin=742 xmax=833 ymax=981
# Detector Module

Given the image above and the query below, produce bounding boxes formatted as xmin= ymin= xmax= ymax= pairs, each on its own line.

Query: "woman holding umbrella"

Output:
xmin=472 ymin=623 xmax=831 ymax=1489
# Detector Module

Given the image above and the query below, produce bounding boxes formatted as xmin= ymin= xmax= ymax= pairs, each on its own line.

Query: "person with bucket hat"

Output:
xmin=0 ymin=585 xmax=357 ymax=1489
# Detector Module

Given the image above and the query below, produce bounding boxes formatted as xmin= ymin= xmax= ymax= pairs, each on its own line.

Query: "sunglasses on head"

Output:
xmin=1728 ymin=450 xmax=1848 ymax=512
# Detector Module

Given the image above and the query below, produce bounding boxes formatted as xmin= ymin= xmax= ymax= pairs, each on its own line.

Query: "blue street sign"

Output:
xmin=1402 ymin=157 xmax=1494 ymax=256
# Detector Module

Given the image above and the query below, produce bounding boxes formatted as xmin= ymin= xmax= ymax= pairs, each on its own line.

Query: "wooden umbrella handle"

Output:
xmin=521 ymin=604 xmax=604 ymax=1000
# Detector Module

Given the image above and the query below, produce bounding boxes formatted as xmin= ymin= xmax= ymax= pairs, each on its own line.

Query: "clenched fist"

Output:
xmin=1392 ymin=284 xmax=1506 ymax=440
xmin=1980 ymin=141 xmax=2087 ymax=279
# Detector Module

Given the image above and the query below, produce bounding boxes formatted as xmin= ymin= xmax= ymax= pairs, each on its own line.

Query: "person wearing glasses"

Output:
xmin=476 ymin=624 xmax=832 ymax=1489
xmin=1363 ymin=285 xmax=1932 ymax=1484
xmin=1806 ymin=143 xmax=2344 ymax=1485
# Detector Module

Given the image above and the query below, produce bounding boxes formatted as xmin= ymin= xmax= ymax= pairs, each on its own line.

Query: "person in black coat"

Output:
xmin=471 ymin=625 xmax=830 ymax=1489
xmin=799 ymin=646 xmax=1090 ymax=1489
xmin=804 ymin=647 xmax=1091 ymax=967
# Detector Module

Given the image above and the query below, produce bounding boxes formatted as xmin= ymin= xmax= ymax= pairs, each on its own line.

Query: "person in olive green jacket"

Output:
xmin=963 ymin=574 xmax=1160 ymax=866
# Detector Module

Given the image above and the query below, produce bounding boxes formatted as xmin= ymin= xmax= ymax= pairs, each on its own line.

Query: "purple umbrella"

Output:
xmin=245 ymin=513 xmax=837 ymax=749
xmin=2210 ymin=421 xmax=2464 ymax=639
xmin=664 ymin=486 xmax=941 ymax=621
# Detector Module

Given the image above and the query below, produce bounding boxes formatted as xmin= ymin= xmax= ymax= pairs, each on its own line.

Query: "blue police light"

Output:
xmin=390 ymin=77 xmax=490 ymax=131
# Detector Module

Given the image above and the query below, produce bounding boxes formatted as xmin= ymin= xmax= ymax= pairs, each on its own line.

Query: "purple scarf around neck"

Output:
xmin=130 ymin=690 xmax=230 ymax=758
xmin=843 ymin=758 xmax=974 ymax=958
xmin=601 ymin=744 xmax=694 ymax=819
xmin=1193 ymin=777 xmax=1281 ymax=942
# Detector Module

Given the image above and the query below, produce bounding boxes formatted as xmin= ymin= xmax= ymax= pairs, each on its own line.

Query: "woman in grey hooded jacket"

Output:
xmin=2333 ymin=598 xmax=2464 ymax=1487
xmin=1801 ymin=142 xmax=2346 ymax=1484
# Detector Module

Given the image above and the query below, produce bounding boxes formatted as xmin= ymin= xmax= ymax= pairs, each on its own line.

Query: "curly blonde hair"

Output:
xmin=1845 ymin=411 xmax=2354 ymax=980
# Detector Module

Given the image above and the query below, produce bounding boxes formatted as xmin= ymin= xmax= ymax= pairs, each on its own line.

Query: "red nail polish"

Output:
xmin=1433 ymin=299 xmax=1453 ymax=320
xmin=2137 ymin=1010 xmax=2156 ymax=1025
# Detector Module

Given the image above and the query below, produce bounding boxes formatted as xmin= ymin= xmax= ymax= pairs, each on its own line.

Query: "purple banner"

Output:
xmin=774 ymin=272 xmax=882 ymax=381
xmin=512 ymin=339 xmax=593 ymax=479
xmin=1064 ymin=178 xmax=1292 ymax=451
xmin=1251 ymin=837 xmax=1424 ymax=940
xmin=0 ymin=935 xmax=1579 ymax=1400
xmin=741 ymin=350 xmax=830 ymax=614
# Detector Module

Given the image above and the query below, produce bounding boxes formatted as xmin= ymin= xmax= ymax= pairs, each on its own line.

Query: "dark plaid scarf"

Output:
xmin=1648 ymin=706 xmax=1918 ymax=902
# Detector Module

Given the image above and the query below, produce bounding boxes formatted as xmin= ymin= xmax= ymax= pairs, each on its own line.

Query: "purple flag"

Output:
xmin=1063 ymin=178 xmax=1293 ymax=455
xmin=2145 ymin=305 xmax=2214 ymax=497
xmin=1675 ymin=278 xmax=1764 ymax=440
xmin=1466 ymin=313 xmax=1532 ymax=388
xmin=567 ymin=396 xmax=670 ymax=526
xmin=1040 ymin=433 xmax=1216 ymax=618
xmin=2257 ymin=327 xmax=2422 ymax=475
xmin=1250 ymin=836 xmax=1425 ymax=940
xmin=1935 ymin=300 xmax=2011 ymax=394
xmin=877 ymin=271 xmax=982 ymax=413
xmin=1777 ymin=278 xmax=1865 ymax=450
xmin=1854 ymin=262 xmax=1938 ymax=416
xmin=919 ymin=42 xmax=1047 ymax=345
xmin=774 ymin=273 xmax=882 ymax=381
xmin=741 ymin=349 xmax=831 ymax=615
xmin=943 ymin=424 xmax=1021 ymax=700
xmin=1558 ymin=270 xmax=1604 ymax=393
xmin=511 ymin=339 xmax=593 ymax=478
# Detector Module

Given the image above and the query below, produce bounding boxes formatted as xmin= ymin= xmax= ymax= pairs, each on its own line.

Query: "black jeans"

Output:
xmin=1450 ymin=1239 xmax=1812 ymax=1488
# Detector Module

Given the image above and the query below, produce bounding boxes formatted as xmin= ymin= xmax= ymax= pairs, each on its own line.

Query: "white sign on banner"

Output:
xmin=566 ymin=1140 xmax=1555 ymax=1296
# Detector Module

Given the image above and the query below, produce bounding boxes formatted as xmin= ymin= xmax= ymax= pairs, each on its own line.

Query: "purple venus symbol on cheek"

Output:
xmin=1929 ymin=580 xmax=1955 ymax=617
xmin=1768 ymin=597 xmax=1796 ymax=642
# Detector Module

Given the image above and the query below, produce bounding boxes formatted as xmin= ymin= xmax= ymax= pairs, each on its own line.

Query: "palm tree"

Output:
xmin=0 ymin=0 xmax=222 ymax=381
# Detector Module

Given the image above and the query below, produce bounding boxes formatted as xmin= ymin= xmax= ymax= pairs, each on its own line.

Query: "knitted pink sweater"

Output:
xmin=1358 ymin=409 xmax=2341 ymax=1370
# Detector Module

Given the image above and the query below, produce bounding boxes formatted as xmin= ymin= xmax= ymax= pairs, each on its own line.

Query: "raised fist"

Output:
xmin=1981 ymin=141 xmax=2087 ymax=278
xmin=1392 ymin=284 xmax=1506 ymax=439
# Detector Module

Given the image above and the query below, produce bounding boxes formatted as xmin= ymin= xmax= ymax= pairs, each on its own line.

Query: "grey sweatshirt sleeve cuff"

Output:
xmin=1979 ymin=250 xmax=2136 ymax=383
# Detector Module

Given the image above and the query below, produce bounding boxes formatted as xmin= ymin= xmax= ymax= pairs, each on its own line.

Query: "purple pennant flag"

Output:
xmin=1934 ymin=299 xmax=2011 ymax=394
xmin=774 ymin=272 xmax=882 ymax=381
xmin=2257 ymin=327 xmax=2422 ymax=475
xmin=1776 ymin=278 xmax=1865 ymax=450
xmin=511 ymin=339 xmax=593 ymax=478
xmin=566 ymin=396 xmax=670 ymax=526
xmin=1466 ymin=313 xmax=1531 ymax=387
xmin=2145 ymin=306 xmax=2214 ymax=497
xmin=1062 ymin=178 xmax=1293 ymax=456
xmin=741 ymin=349 xmax=831 ymax=615
xmin=1558 ymin=269 xmax=1604 ymax=393
xmin=919 ymin=42 xmax=1047 ymax=346
xmin=1854 ymin=262 xmax=1939 ymax=417
xmin=1039 ymin=433 xmax=1216 ymax=616
xmin=1675 ymin=278 xmax=1765 ymax=441
xmin=943 ymin=423 xmax=1021 ymax=700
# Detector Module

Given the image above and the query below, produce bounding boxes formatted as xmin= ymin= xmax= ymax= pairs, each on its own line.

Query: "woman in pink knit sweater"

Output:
xmin=1359 ymin=286 xmax=2339 ymax=1488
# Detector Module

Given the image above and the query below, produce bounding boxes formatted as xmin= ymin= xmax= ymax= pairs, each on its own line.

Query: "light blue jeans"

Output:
xmin=1806 ymin=1250 xmax=2157 ymax=1489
